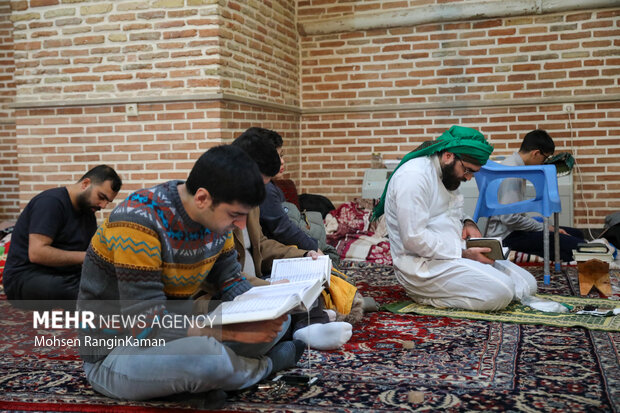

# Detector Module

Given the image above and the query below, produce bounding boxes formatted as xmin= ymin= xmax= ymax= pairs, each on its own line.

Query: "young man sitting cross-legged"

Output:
xmin=77 ymin=145 xmax=304 ymax=407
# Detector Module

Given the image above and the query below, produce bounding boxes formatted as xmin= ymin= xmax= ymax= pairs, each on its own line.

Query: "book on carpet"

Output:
xmin=576 ymin=242 xmax=609 ymax=254
xmin=466 ymin=237 xmax=509 ymax=261
xmin=212 ymin=255 xmax=331 ymax=325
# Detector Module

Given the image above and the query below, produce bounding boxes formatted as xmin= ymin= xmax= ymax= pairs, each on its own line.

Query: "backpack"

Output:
xmin=544 ymin=152 xmax=575 ymax=176
xmin=282 ymin=201 xmax=340 ymax=266
xmin=298 ymin=194 xmax=336 ymax=219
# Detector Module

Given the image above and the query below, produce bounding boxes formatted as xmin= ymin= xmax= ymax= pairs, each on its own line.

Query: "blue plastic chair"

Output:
xmin=472 ymin=160 xmax=562 ymax=285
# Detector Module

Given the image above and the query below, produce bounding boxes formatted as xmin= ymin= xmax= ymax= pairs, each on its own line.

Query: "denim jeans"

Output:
xmin=83 ymin=317 xmax=290 ymax=401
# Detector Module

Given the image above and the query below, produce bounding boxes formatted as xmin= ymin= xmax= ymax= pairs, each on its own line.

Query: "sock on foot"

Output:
xmin=293 ymin=322 xmax=352 ymax=350
xmin=266 ymin=339 xmax=305 ymax=375
xmin=324 ymin=309 xmax=337 ymax=321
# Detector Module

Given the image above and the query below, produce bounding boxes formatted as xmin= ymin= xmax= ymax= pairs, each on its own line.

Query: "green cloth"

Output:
xmin=371 ymin=125 xmax=494 ymax=221
xmin=381 ymin=294 xmax=620 ymax=332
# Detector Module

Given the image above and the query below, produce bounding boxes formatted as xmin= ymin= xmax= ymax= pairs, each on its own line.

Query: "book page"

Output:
xmin=270 ymin=255 xmax=331 ymax=286
xmin=239 ymin=280 xmax=316 ymax=300
xmin=221 ymin=296 xmax=287 ymax=314
xmin=213 ymin=295 xmax=297 ymax=325
xmin=467 ymin=237 xmax=503 ymax=242
xmin=212 ymin=280 xmax=322 ymax=325
xmin=577 ymin=242 xmax=608 ymax=253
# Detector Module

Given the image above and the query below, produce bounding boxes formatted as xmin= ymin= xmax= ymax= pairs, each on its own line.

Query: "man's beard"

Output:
xmin=441 ymin=159 xmax=466 ymax=191
xmin=76 ymin=188 xmax=100 ymax=214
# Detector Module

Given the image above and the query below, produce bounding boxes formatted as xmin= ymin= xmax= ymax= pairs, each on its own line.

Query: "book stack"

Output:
xmin=572 ymin=242 xmax=614 ymax=263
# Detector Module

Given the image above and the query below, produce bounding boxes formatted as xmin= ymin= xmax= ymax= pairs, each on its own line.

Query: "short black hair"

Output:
xmin=79 ymin=165 xmax=122 ymax=192
xmin=238 ymin=127 xmax=283 ymax=149
xmin=520 ymin=129 xmax=555 ymax=155
xmin=231 ymin=131 xmax=281 ymax=178
xmin=185 ymin=145 xmax=265 ymax=207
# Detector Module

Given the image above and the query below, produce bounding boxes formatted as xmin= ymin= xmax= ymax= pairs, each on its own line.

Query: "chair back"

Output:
xmin=472 ymin=160 xmax=562 ymax=222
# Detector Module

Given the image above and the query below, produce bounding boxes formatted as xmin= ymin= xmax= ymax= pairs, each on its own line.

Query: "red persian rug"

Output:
xmin=1 ymin=264 xmax=618 ymax=412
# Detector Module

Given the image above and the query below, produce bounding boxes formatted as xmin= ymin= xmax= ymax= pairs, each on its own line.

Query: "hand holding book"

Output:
xmin=465 ymin=237 xmax=509 ymax=261
xmin=218 ymin=315 xmax=288 ymax=343
xmin=189 ymin=314 xmax=288 ymax=343
xmin=209 ymin=256 xmax=332 ymax=325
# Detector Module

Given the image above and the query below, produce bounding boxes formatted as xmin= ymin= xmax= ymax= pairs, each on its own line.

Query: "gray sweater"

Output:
xmin=485 ymin=152 xmax=545 ymax=239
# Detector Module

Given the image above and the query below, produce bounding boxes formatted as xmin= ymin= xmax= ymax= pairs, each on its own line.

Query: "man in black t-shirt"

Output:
xmin=3 ymin=165 xmax=122 ymax=309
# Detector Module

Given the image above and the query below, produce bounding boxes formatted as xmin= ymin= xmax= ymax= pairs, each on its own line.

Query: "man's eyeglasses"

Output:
xmin=540 ymin=151 xmax=552 ymax=162
xmin=457 ymin=157 xmax=476 ymax=176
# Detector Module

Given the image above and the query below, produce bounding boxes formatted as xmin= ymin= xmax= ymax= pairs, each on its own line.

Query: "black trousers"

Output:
xmin=503 ymin=226 xmax=585 ymax=262
xmin=4 ymin=266 xmax=81 ymax=310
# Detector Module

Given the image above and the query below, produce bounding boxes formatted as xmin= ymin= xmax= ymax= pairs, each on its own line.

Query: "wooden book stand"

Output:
xmin=577 ymin=259 xmax=612 ymax=296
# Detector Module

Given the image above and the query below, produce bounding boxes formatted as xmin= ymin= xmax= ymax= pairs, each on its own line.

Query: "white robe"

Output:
xmin=385 ymin=155 xmax=537 ymax=311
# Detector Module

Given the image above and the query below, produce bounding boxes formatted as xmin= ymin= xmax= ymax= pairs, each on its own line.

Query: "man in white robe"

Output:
xmin=373 ymin=126 xmax=537 ymax=311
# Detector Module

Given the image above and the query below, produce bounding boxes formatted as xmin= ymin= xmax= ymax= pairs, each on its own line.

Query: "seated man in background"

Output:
xmin=237 ymin=127 xmax=321 ymax=252
xmin=78 ymin=145 xmax=304 ymax=405
xmin=3 ymin=165 xmax=121 ymax=308
xmin=485 ymin=129 xmax=585 ymax=262
xmin=230 ymin=133 xmax=354 ymax=350
xmin=373 ymin=126 xmax=538 ymax=311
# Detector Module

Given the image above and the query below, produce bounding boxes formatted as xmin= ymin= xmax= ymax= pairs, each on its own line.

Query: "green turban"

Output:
xmin=371 ymin=125 xmax=494 ymax=221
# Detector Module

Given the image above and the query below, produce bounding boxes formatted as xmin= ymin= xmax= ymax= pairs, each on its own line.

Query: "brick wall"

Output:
xmin=298 ymin=0 xmax=449 ymax=20
xmin=0 ymin=0 xmax=17 ymax=220
xmin=299 ymin=9 xmax=619 ymax=107
xmin=14 ymin=101 xmax=223 ymax=216
xmin=12 ymin=1 xmax=222 ymax=102
xmin=219 ymin=0 xmax=299 ymax=106
xmin=13 ymin=99 xmax=299 ymax=218
xmin=11 ymin=0 xmax=298 ymax=106
xmin=5 ymin=0 xmax=300 ymax=221
xmin=220 ymin=101 xmax=301 ymax=183
xmin=297 ymin=4 xmax=620 ymax=227
xmin=3 ymin=1 xmax=619 ymax=228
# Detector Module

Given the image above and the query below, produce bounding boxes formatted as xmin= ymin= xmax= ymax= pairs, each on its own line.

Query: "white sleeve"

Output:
xmin=392 ymin=171 xmax=462 ymax=260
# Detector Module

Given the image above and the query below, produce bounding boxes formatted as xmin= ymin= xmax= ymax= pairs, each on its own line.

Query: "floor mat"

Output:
xmin=383 ymin=293 xmax=620 ymax=331
xmin=0 ymin=264 xmax=618 ymax=412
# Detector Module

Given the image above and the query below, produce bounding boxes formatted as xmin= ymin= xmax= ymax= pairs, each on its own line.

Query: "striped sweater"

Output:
xmin=77 ymin=180 xmax=249 ymax=362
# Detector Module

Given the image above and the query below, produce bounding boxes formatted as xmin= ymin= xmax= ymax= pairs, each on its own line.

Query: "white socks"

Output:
xmin=324 ymin=309 xmax=337 ymax=321
xmin=521 ymin=295 xmax=569 ymax=313
xmin=293 ymin=322 xmax=352 ymax=350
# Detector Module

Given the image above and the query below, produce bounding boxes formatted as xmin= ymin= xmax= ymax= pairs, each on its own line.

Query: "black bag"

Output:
xmin=544 ymin=152 xmax=575 ymax=176
xmin=600 ymin=211 xmax=620 ymax=248
xmin=298 ymin=194 xmax=335 ymax=219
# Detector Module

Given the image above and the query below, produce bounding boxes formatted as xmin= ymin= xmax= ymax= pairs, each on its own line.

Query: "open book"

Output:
xmin=466 ymin=237 xmax=509 ymax=261
xmin=269 ymin=255 xmax=331 ymax=287
xmin=211 ymin=255 xmax=332 ymax=325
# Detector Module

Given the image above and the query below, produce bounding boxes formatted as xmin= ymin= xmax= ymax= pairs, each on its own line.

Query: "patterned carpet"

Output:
xmin=0 ymin=264 xmax=618 ymax=412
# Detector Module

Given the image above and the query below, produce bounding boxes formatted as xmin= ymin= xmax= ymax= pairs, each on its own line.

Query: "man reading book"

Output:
xmin=77 ymin=145 xmax=304 ymax=406
xmin=485 ymin=129 xmax=585 ymax=261
xmin=229 ymin=132 xmax=353 ymax=350
xmin=372 ymin=126 xmax=537 ymax=311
